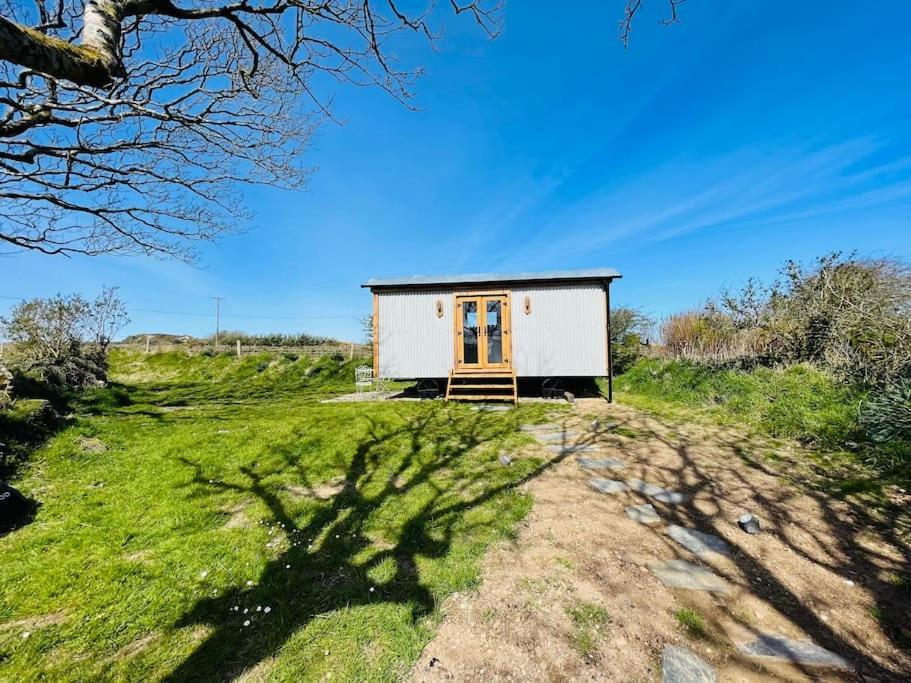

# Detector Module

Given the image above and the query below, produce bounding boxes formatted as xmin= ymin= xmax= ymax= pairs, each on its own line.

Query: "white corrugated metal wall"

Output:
xmin=377 ymin=290 xmax=452 ymax=378
xmin=377 ymin=283 xmax=608 ymax=378
xmin=510 ymin=284 xmax=607 ymax=376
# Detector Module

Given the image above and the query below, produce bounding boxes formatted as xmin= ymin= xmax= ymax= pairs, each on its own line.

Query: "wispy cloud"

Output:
xmin=491 ymin=137 xmax=911 ymax=268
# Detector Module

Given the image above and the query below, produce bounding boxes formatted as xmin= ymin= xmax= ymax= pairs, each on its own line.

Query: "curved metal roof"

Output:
xmin=362 ymin=267 xmax=621 ymax=289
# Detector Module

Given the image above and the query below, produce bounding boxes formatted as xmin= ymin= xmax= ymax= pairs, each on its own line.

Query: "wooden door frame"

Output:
xmin=453 ymin=290 xmax=513 ymax=374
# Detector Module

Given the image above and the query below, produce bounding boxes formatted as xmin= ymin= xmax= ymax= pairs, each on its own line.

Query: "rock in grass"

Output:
xmin=498 ymin=454 xmax=513 ymax=466
xmin=662 ymin=645 xmax=717 ymax=683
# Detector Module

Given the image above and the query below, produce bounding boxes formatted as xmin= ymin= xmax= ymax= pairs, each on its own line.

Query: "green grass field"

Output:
xmin=0 ymin=351 xmax=557 ymax=681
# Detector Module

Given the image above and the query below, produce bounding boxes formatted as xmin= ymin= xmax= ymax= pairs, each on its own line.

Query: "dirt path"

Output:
xmin=409 ymin=400 xmax=910 ymax=682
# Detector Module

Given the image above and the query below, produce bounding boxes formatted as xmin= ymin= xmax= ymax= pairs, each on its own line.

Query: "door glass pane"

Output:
xmin=462 ymin=301 xmax=479 ymax=364
xmin=486 ymin=300 xmax=503 ymax=364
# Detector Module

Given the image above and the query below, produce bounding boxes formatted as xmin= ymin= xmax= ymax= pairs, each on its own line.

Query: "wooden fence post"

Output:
xmin=145 ymin=335 xmax=150 ymax=353
xmin=349 ymin=342 xmax=354 ymax=359
xmin=236 ymin=339 xmax=241 ymax=358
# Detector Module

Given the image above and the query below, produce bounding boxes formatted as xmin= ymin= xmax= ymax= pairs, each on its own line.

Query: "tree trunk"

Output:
xmin=0 ymin=0 xmax=127 ymax=87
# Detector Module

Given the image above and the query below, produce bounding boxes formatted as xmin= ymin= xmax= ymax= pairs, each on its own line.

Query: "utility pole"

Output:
xmin=211 ymin=297 xmax=224 ymax=350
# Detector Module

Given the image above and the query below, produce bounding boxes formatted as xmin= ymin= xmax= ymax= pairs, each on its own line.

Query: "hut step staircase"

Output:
xmin=445 ymin=371 xmax=517 ymax=404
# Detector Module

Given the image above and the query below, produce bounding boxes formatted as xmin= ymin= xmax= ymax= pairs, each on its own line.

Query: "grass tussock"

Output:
xmin=566 ymin=601 xmax=611 ymax=658
xmin=674 ymin=607 xmax=707 ymax=638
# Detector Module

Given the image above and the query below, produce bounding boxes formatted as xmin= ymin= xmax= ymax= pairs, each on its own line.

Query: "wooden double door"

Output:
xmin=454 ymin=293 xmax=512 ymax=372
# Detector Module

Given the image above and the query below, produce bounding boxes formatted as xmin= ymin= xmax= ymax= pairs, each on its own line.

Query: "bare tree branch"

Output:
xmin=620 ymin=0 xmax=685 ymax=48
xmin=0 ymin=1 xmax=503 ymax=260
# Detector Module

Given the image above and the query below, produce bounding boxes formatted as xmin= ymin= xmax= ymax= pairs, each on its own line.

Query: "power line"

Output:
xmin=0 ymin=298 xmax=363 ymax=321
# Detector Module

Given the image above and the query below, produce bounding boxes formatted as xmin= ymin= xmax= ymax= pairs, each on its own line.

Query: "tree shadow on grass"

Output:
xmin=164 ymin=406 xmax=573 ymax=680
xmin=601 ymin=411 xmax=910 ymax=681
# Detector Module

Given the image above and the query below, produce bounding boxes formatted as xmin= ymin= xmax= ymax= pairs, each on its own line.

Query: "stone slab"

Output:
xmin=626 ymin=478 xmax=687 ymax=504
xmin=577 ymin=457 xmax=627 ymax=471
xmin=650 ymin=559 xmax=730 ymax=593
xmin=662 ymin=645 xmax=717 ymax=683
xmin=520 ymin=423 xmax=560 ymax=432
xmin=666 ymin=525 xmax=732 ymax=557
xmin=738 ymin=634 xmax=850 ymax=669
xmin=533 ymin=430 xmax=583 ymax=442
xmin=547 ymin=444 xmax=600 ymax=454
xmin=625 ymin=503 xmax=661 ymax=525
xmin=588 ymin=478 xmax=629 ymax=495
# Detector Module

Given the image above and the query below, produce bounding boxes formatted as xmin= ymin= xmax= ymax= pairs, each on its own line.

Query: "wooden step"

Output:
xmin=451 ymin=373 xmax=514 ymax=379
xmin=449 ymin=383 xmax=515 ymax=390
xmin=446 ymin=369 xmax=517 ymax=404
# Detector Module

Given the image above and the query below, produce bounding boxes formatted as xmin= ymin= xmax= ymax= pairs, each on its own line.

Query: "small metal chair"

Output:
xmin=355 ymin=365 xmax=374 ymax=400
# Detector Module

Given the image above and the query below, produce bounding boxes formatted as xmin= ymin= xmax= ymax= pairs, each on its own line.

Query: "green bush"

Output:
xmin=861 ymin=379 xmax=911 ymax=444
xmin=0 ymin=399 xmax=59 ymax=476
xmin=616 ymin=358 xmax=862 ymax=449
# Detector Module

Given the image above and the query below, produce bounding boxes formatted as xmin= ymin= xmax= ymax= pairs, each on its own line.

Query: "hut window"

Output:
xmin=524 ymin=296 xmax=531 ymax=315
xmin=435 ymin=300 xmax=444 ymax=318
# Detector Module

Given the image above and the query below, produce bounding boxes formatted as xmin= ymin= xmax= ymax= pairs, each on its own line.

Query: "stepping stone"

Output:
xmin=662 ymin=645 xmax=717 ymax=683
xmin=577 ymin=457 xmax=627 ymax=471
xmin=666 ymin=525 xmax=732 ymax=557
xmin=650 ymin=559 xmax=730 ymax=593
xmin=533 ymin=430 xmax=583 ymax=442
xmin=626 ymin=503 xmax=661 ymax=525
xmin=737 ymin=634 xmax=850 ymax=669
xmin=626 ymin=478 xmax=687 ymax=504
xmin=471 ymin=405 xmax=511 ymax=412
xmin=547 ymin=444 xmax=600 ymax=454
xmin=520 ymin=423 xmax=560 ymax=432
xmin=588 ymin=478 xmax=629 ymax=495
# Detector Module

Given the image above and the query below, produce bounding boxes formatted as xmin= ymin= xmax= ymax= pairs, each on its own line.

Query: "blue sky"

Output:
xmin=3 ymin=0 xmax=911 ymax=342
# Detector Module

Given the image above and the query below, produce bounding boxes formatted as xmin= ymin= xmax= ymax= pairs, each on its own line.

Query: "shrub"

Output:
xmin=209 ymin=331 xmax=338 ymax=347
xmin=616 ymin=358 xmax=862 ymax=449
xmin=0 ymin=363 xmax=12 ymax=408
xmin=721 ymin=253 xmax=911 ymax=385
xmin=0 ymin=288 xmax=128 ymax=401
xmin=0 ymin=398 xmax=58 ymax=476
xmin=611 ymin=307 xmax=652 ymax=374
xmin=861 ymin=379 xmax=911 ymax=444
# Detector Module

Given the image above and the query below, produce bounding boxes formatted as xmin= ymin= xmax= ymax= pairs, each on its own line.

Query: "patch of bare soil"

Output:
xmin=77 ymin=437 xmax=107 ymax=453
xmin=112 ymin=632 xmax=158 ymax=661
xmin=0 ymin=611 xmax=67 ymax=633
xmin=221 ymin=504 xmax=252 ymax=529
xmin=411 ymin=400 xmax=910 ymax=682
xmin=283 ymin=477 xmax=347 ymax=500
